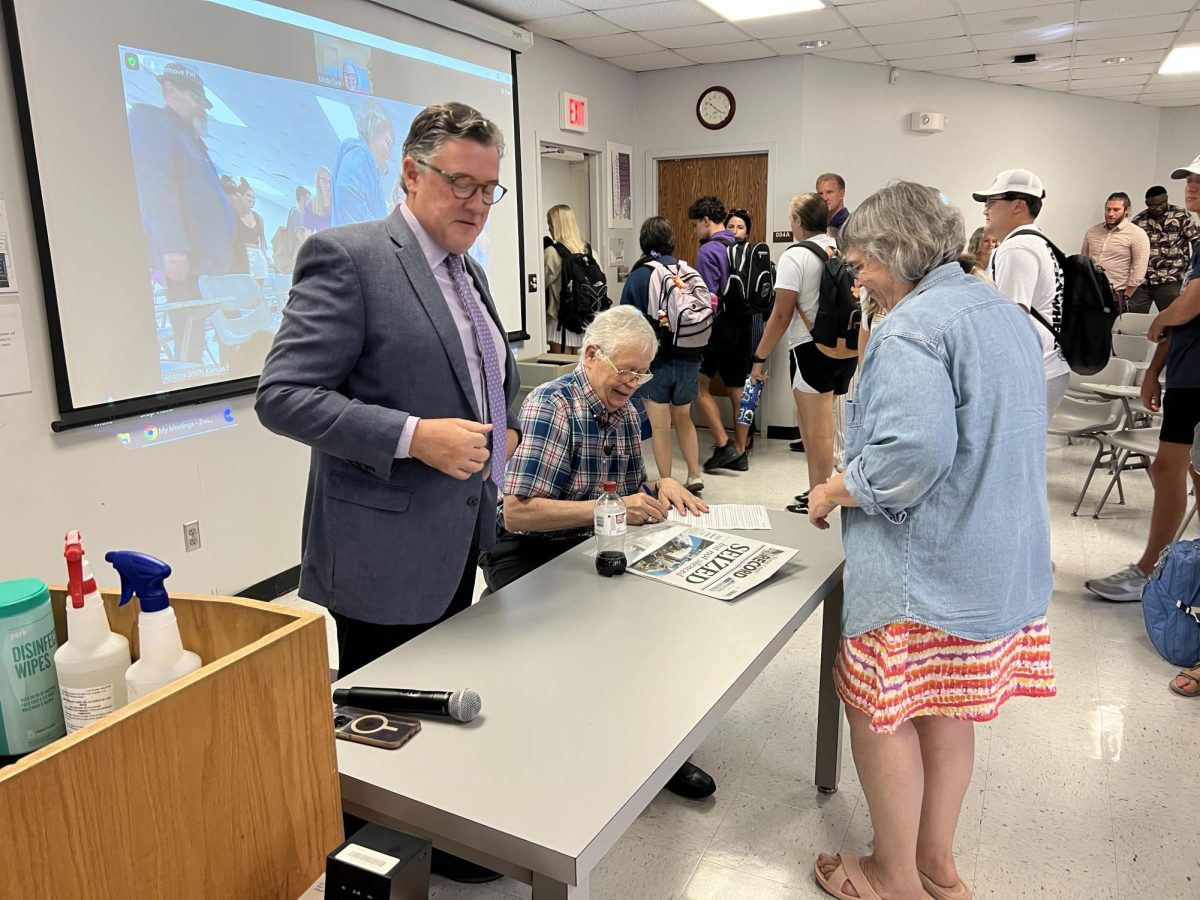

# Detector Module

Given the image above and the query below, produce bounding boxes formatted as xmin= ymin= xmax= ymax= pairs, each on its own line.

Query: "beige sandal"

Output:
xmin=919 ymin=869 xmax=973 ymax=900
xmin=814 ymin=853 xmax=883 ymax=900
xmin=1169 ymin=664 xmax=1200 ymax=697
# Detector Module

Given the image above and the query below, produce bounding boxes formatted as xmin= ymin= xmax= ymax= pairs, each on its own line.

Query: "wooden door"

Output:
xmin=656 ymin=154 xmax=768 ymax=266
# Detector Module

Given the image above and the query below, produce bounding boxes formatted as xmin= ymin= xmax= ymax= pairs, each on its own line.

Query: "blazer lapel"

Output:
xmin=387 ymin=210 xmax=482 ymax=421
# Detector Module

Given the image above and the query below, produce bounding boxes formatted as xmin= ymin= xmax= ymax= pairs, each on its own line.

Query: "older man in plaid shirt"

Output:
xmin=478 ymin=306 xmax=714 ymax=799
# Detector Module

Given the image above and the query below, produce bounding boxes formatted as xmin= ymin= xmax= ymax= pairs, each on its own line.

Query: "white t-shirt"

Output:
xmin=777 ymin=234 xmax=837 ymax=349
xmin=988 ymin=225 xmax=1070 ymax=381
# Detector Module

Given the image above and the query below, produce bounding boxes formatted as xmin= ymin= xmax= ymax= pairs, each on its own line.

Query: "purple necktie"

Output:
xmin=446 ymin=254 xmax=507 ymax=485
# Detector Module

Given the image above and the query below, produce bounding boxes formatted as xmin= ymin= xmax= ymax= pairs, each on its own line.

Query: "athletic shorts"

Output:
xmin=638 ymin=356 xmax=701 ymax=406
xmin=1160 ymin=388 xmax=1200 ymax=445
xmin=789 ymin=341 xmax=857 ymax=396
xmin=700 ymin=314 xmax=752 ymax=387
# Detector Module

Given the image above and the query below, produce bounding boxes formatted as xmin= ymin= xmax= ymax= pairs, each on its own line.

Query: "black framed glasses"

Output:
xmin=416 ymin=159 xmax=507 ymax=204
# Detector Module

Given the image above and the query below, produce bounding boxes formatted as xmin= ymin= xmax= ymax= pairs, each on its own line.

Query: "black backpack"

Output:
xmin=794 ymin=241 xmax=861 ymax=359
xmin=553 ymin=242 xmax=611 ymax=334
xmin=1008 ymin=229 xmax=1118 ymax=376
xmin=716 ymin=235 xmax=775 ymax=316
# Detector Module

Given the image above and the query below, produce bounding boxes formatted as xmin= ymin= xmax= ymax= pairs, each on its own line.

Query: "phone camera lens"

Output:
xmin=333 ymin=714 xmax=351 ymax=728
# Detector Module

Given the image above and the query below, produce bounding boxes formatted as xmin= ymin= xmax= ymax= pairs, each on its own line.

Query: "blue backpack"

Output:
xmin=1142 ymin=539 xmax=1200 ymax=667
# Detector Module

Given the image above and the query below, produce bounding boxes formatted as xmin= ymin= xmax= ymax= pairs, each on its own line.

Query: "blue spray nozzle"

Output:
xmin=104 ymin=550 xmax=172 ymax=613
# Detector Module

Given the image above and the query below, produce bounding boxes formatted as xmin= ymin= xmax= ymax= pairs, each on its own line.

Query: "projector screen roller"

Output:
xmin=4 ymin=0 xmax=524 ymax=425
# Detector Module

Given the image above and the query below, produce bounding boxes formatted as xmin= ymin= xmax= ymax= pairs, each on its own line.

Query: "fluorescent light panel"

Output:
xmin=1160 ymin=45 xmax=1200 ymax=74
xmin=698 ymin=0 xmax=825 ymax=22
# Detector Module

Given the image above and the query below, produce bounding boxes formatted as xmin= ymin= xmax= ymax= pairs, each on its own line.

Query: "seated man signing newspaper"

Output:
xmin=478 ymin=306 xmax=713 ymax=799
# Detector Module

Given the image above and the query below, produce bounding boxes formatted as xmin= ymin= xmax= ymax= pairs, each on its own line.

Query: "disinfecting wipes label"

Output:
xmin=595 ymin=510 xmax=626 ymax=536
xmin=334 ymin=844 xmax=401 ymax=876
xmin=60 ymin=683 xmax=116 ymax=733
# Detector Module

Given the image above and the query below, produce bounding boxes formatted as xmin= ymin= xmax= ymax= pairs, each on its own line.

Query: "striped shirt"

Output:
xmin=1132 ymin=205 xmax=1199 ymax=286
xmin=503 ymin=370 xmax=646 ymax=536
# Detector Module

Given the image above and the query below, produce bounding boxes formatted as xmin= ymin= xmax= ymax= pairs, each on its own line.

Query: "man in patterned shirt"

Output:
xmin=479 ymin=306 xmax=714 ymax=800
xmin=1131 ymin=185 xmax=1199 ymax=313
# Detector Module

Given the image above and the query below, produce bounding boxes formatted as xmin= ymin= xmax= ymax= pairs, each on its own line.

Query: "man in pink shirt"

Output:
xmin=1080 ymin=192 xmax=1150 ymax=305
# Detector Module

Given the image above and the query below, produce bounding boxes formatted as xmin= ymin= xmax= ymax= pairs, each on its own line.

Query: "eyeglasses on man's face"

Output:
xmin=595 ymin=348 xmax=654 ymax=385
xmin=416 ymin=159 xmax=507 ymax=204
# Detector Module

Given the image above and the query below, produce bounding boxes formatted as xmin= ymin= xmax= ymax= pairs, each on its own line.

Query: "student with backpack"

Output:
xmin=620 ymin=217 xmax=707 ymax=493
xmin=545 ymin=204 xmax=609 ymax=353
xmin=750 ymin=193 xmax=857 ymax=514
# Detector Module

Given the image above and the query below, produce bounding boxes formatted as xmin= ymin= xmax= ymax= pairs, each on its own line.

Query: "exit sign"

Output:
xmin=559 ymin=91 xmax=589 ymax=133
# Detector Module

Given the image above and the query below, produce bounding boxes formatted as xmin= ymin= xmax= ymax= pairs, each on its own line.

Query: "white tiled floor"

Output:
xmin=277 ymin=430 xmax=1199 ymax=899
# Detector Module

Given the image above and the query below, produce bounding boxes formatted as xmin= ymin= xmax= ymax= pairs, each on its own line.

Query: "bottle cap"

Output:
xmin=602 ymin=480 xmax=617 ymax=492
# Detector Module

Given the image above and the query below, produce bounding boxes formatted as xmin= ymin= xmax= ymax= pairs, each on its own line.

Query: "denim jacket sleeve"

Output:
xmin=843 ymin=332 xmax=958 ymax=523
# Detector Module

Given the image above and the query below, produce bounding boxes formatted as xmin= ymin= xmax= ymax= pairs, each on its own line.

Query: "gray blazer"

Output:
xmin=256 ymin=208 xmax=520 ymax=625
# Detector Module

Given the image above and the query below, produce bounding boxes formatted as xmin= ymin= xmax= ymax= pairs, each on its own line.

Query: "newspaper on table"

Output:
xmin=624 ymin=524 xmax=797 ymax=601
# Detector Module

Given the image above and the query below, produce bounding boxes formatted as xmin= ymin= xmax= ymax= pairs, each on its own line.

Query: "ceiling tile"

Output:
xmin=816 ymin=46 xmax=887 ymax=64
xmin=566 ymin=32 xmax=663 ymax=57
xmin=936 ymin=66 xmax=987 ymax=79
xmin=977 ymin=43 xmax=1073 ymax=65
xmin=989 ymin=70 xmax=1071 ymax=84
xmin=1068 ymin=74 xmax=1152 ymax=89
xmin=677 ymin=41 xmax=779 ymax=64
xmin=572 ymin=0 xmax=661 ymax=9
xmin=858 ymin=17 xmax=965 ymax=45
xmin=594 ymin=0 xmax=720 ymax=30
xmin=736 ymin=8 xmax=849 ymax=38
xmin=606 ymin=49 xmax=695 ymax=71
xmin=876 ymin=36 xmax=975 ymax=60
xmin=840 ymin=0 xmax=957 ymax=29
xmin=1075 ymin=13 xmax=1189 ymax=40
xmin=1078 ymin=0 xmax=1193 ymax=20
xmin=1144 ymin=77 xmax=1200 ymax=92
xmin=972 ymin=25 xmax=1078 ymax=52
xmin=761 ymin=30 xmax=868 ymax=55
xmin=964 ymin=4 xmax=1075 ymax=35
xmin=895 ymin=52 xmax=982 ymax=71
xmin=1143 ymin=96 xmax=1200 ymax=106
xmin=521 ymin=12 xmax=625 ymax=40
xmin=1071 ymin=63 xmax=1162 ymax=79
xmin=1072 ymin=84 xmax=1146 ymax=96
xmin=643 ymin=22 xmax=747 ymax=48
xmin=460 ymin=0 xmax=580 ymax=19
xmin=955 ymin=0 xmax=1046 ymax=12
xmin=1073 ymin=52 xmax=1169 ymax=68
xmin=1074 ymin=34 xmax=1178 ymax=56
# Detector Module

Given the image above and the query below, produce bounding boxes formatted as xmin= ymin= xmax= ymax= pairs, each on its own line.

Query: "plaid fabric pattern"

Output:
xmin=503 ymin=370 xmax=647 ymax=536
xmin=1133 ymin=206 xmax=1199 ymax=286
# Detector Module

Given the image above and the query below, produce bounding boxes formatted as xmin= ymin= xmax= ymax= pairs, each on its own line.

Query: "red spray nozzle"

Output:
xmin=64 ymin=530 xmax=96 ymax=609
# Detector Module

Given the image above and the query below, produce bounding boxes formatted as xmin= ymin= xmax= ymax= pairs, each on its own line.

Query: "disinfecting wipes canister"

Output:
xmin=0 ymin=579 xmax=66 ymax=756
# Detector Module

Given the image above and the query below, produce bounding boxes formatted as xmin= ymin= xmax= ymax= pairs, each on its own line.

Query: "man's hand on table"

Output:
xmin=622 ymin=491 xmax=668 ymax=525
xmin=657 ymin=477 xmax=708 ymax=515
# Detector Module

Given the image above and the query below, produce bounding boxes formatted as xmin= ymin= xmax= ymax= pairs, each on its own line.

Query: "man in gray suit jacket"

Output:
xmin=256 ymin=102 xmax=519 ymax=682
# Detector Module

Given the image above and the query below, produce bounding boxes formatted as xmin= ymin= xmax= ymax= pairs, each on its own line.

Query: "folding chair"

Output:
xmin=1090 ymin=427 xmax=1160 ymax=518
xmin=1048 ymin=396 xmax=1127 ymax=515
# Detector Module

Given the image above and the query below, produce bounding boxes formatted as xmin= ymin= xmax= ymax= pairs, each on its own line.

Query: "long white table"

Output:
xmin=334 ymin=510 xmax=846 ymax=898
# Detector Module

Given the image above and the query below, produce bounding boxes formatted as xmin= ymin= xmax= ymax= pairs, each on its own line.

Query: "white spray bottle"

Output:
xmin=105 ymin=550 xmax=201 ymax=702
xmin=56 ymin=532 xmax=132 ymax=732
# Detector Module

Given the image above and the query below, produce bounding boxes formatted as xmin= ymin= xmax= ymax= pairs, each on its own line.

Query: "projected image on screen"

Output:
xmin=119 ymin=46 xmax=491 ymax=384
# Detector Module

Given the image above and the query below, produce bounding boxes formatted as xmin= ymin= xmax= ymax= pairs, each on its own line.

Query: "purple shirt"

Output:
xmin=394 ymin=203 xmax=508 ymax=461
xmin=696 ymin=229 xmax=734 ymax=299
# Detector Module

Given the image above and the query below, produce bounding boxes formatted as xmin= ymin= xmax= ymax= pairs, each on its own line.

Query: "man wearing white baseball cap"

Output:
xmin=1087 ymin=157 xmax=1200 ymax=616
xmin=973 ymin=169 xmax=1071 ymax=418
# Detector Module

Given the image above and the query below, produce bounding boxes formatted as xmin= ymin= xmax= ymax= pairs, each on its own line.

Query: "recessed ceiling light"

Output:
xmin=697 ymin=0 xmax=825 ymax=22
xmin=1002 ymin=16 xmax=1039 ymax=26
xmin=1102 ymin=56 xmax=1132 ymax=65
xmin=798 ymin=39 xmax=831 ymax=49
xmin=1160 ymin=44 xmax=1200 ymax=74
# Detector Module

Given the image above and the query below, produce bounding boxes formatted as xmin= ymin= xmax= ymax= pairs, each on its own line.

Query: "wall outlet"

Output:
xmin=527 ymin=273 xmax=538 ymax=293
xmin=183 ymin=520 xmax=201 ymax=553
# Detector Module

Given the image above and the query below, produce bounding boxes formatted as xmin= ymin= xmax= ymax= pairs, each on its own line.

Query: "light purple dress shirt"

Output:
xmin=394 ymin=203 xmax=508 ymax=459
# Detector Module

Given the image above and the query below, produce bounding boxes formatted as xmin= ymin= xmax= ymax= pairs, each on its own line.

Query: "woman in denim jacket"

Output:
xmin=808 ymin=183 xmax=1055 ymax=900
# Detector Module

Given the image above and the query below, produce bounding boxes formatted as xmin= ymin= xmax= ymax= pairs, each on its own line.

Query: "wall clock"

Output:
xmin=696 ymin=85 xmax=735 ymax=130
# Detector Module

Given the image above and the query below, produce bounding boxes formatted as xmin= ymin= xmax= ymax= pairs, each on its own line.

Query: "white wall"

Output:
xmin=1156 ymin=106 xmax=1200 ymax=207
xmin=539 ymin=155 xmax=593 ymax=244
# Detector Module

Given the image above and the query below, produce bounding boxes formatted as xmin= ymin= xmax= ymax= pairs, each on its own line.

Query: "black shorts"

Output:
xmin=700 ymin=314 xmax=752 ymax=387
xmin=789 ymin=342 xmax=857 ymax=396
xmin=1160 ymin=388 xmax=1200 ymax=444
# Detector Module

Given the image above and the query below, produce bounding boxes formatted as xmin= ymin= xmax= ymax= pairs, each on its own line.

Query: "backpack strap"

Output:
xmin=552 ymin=241 xmax=572 ymax=262
xmin=1003 ymin=229 xmax=1065 ymax=341
xmin=789 ymin=242 xmax=836 ymax=332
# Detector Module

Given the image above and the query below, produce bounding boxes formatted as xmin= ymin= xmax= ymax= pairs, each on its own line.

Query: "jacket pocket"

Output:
xmin=327 ymin=472 xmax=411 ymax=512
xmin=845 ymin=398 xmax=864 ymax=429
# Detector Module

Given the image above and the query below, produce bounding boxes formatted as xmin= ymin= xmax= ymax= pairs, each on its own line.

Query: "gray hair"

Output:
xmin=356 ymin=100 xmax=394 ymax=141
xmin=840 ymin=181 xmax=965 ymax=283
xmin=581 ymin=306 xmax=655 ymax=360
xmin=402 ymin=101 xmax=506 ymax=163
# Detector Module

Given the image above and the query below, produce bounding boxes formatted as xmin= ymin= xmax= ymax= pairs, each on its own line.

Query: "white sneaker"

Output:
xmin=1084 ymin=564 xmax=1148 ymax=602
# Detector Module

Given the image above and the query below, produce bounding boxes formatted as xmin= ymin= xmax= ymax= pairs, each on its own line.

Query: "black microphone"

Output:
xmin=332 ymin=687 xmax=482 ymax=723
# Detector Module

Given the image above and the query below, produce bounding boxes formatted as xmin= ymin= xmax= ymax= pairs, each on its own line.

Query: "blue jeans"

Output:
xmin=639 ymin=356 xmax=701 ymax=406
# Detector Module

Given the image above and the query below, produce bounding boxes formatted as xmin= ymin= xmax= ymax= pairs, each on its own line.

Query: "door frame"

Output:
xmin=644 ymin=142 xmax=779 ymax=234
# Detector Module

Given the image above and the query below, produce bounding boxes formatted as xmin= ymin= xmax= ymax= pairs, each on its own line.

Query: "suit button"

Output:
xmin=467 ymin=496 xmax=479 ymax=507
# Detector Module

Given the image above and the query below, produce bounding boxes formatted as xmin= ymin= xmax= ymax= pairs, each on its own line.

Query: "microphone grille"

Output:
xmin=447 ymin=689 xmax=481 ymax=723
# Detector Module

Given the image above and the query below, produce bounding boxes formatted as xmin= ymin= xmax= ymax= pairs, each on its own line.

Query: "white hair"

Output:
xmin=840 ymin=181 xmax=965 ymax=283
xmin=581 ymin=306 xmax=655 ymax=359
